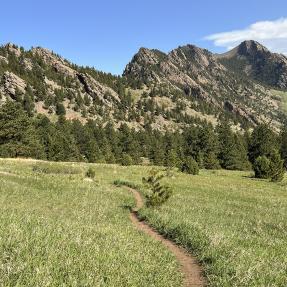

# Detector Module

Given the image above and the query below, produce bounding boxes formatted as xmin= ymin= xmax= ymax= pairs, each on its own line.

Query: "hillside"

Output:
xmin=1 ymin=41 xmax=287 ymax=131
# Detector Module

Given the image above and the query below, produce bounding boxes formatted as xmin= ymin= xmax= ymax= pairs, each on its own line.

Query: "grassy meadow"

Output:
xmin=0 ymin=158 xmax=287 ymax=286
xmin=118 ymin=168 xmax=287 ymax=287
xmin=0 ymin=159 xmax=181 ymax=286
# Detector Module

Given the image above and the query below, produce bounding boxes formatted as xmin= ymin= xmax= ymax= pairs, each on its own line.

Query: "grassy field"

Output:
xmin=118 ymin=168 xmax=287 ymax=287
xmin=102 ymin=165 xmax=287 ymax=286
xmin=0 ymin=159 xmax=181 ymax=286
xmin=0 ymin=159 xmax=287 ymax=286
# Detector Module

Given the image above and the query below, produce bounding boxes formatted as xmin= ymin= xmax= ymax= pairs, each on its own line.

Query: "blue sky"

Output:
xmin=1 ymin=0 xmax=287 ymax=74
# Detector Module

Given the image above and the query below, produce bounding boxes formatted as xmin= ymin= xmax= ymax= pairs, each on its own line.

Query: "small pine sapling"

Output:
xmin=142 ymin=169 xmax=172 ymax=207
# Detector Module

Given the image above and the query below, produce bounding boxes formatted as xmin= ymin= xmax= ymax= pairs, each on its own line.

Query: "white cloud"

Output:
xmin=205 ymin=18 xmax=287 ymax=54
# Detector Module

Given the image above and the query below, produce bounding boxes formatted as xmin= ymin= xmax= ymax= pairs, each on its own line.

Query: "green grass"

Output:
xmin=1 ymin=159 xmax=287 ymax=286
xmin=106 ymin=166 xmax=287 ymax=286
xmin=0 ymin=159 xmax=181 ymax=286
xmin=137 ymin=169 xmax=287 ymax=287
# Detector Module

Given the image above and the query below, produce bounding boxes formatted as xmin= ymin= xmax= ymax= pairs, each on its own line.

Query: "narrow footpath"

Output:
xmin=127 ymin=187 xmax=206 ymax=287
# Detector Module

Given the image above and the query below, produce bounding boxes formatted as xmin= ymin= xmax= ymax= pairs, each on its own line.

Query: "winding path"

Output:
xmin=127 ymin=187 xmax=206 ymax=287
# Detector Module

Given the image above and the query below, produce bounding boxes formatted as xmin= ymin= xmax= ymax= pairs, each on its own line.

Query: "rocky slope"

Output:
xmin=124 ymin=41 xmax=287 ymax=128
xmin=217 ymin=40 xmax=287 ymax=89
xmin=0 ymin=41 xmax=286 ymax=131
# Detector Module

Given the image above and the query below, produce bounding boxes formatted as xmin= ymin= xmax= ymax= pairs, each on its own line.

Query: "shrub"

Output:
xmin=86 ymin=167 xmax=96 ymax=179
xmin=269 ymin=150 xmax=285 ymax=182
xmin=253 ymin=156 xmax=271 ymax=179
xmin=204 ymin=152 xmax=221 ymax=169
xmin=181 ymin=156 xmax=199 ymax=175
xmin=143 ymin=169 xmax=172 ymax=207
xmin=120 ymin=153 xmax=133 ymax=166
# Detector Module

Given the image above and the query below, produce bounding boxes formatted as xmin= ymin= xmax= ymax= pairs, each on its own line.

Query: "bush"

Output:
xmin=120 ymin=153 xmax=133 ymax=166
xmin=269 ymin=150 xmax=285 ymax=182
xmin=253 ymin=156 xmax=271 ymax=179
xmin=253 ymin=150 xmax=285 ymax=182
xmin=181 ymin=156 xmax=199 ymax=175
xmin=204 ymin=152 xmax=221 ymax=169
xmin=86 ymin=167 xmax=96 ymax=179
xmin=143 ymin=169 xmax=172 ymax=207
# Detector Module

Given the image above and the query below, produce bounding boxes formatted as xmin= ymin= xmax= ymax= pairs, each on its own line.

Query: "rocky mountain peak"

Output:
xmin=237 ymin=40 xmax=270 ymax=56
xmin=130 ymin=47 xmax=162 ymax=66
xmin=170 ymin=44 xmax=215 ymax=68
xmin=218 ymin=40 xmax=287 ymax=89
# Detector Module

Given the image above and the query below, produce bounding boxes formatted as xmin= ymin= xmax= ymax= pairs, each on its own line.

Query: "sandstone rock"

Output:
xmin=77 ymin=73 xmax=120 ymax=105
xmin=1 ymin=71 xmax=26 ymax=96
xmin=31 ymin=47 xmax=76 ymax=78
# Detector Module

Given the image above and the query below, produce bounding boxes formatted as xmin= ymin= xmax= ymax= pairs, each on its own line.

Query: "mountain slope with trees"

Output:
xmin=0 ymin=41 xmax=287 ymax=179
xmin=1 ymin=41 xmax=287 ymax=132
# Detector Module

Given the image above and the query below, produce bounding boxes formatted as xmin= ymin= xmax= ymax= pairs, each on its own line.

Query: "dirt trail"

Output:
xmin=128 ymin=187 xmax=206 ymax=287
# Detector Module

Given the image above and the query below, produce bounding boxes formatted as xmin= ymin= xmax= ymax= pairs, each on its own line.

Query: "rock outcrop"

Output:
xmin=1 ymin=71 xmax=26 ymax=96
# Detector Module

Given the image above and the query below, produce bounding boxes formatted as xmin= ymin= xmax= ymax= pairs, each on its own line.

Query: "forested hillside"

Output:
xmin=1 ymin=41 xmax=287 ymax=178
xmin=1 ymin=41 xmax=287 ymax=132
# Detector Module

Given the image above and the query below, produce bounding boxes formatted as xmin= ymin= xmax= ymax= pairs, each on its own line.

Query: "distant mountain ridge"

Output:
xmin=0 ymin=40 xmax=287 ymax=131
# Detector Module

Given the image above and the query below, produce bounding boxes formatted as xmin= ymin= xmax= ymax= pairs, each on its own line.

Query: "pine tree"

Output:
xmin=280 ymin=120 xmax=287 ymax=169
xmin=0 ymin=101 xmax=44 ymax=158
xmin=249 ymin=124 xmax=279 ymax=164
xmin=269 ymin=150 xmax=285 ymax=182
xmin=181 ymin=156 xmax=199 ymax=175
xmin=253 ymin=156 xmax=271 ymax=179
xmin=23 ymin=85 xmax=35 ymax=116
xmin=198 ymin=124 xmax=220 ymax=169
xmin=166 ymin=149 xmax=180 ymax=168
xmin=217 ymin=120 xmax=250 ymax=170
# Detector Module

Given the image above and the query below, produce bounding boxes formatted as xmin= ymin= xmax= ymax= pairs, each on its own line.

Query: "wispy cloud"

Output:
xmin=205 ymin=18 xmax=287 ymax=54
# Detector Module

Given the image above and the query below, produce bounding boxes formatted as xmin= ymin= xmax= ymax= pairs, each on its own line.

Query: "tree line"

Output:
xmin=0 ymin=101 xmax=285 ymax=181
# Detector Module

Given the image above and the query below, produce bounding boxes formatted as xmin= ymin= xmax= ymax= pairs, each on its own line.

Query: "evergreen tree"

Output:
xmin=181 ymin=156 xmax=199 ymax=175
xmin=269 ymin=150 xmax=285 ymax=182
xmin=249 ymin=124 xmax=279 ymax=164
xmin=166 ymin=149 xmax=180 ymax=168
xmin=280 ymin=120 xmax=287 ymax=169
xmin=121 ymin=153 xmax=133 ymax=166
xmin=0 ymin=101 xmax=44 ymax=158
xmin=217 ymin=120 xmax=250 ymax=170
xmin=56 ymin=102 xmax=66 ymax=116
xmin=46 ymin=117 xmax=81 ymax=161
xmin=198 ymin=124 xmax=220 ymax=169
xmin=253 ymin=156 xmax=271 ymax=179
xmin=85 ymin=140 xmax=103 ymax=163
xmin=23 ymin=85 xmax=35 ymax=116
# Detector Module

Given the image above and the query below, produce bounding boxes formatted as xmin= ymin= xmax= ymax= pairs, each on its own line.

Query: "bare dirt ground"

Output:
xmin=128 ymin=187 xmax=206 ymax=287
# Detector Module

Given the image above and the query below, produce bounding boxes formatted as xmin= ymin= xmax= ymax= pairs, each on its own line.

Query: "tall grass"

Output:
xmin=0 ymin=159 xmax=181 ymax=286
xmin=1 ymin=159 xmax=287 ymax=286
